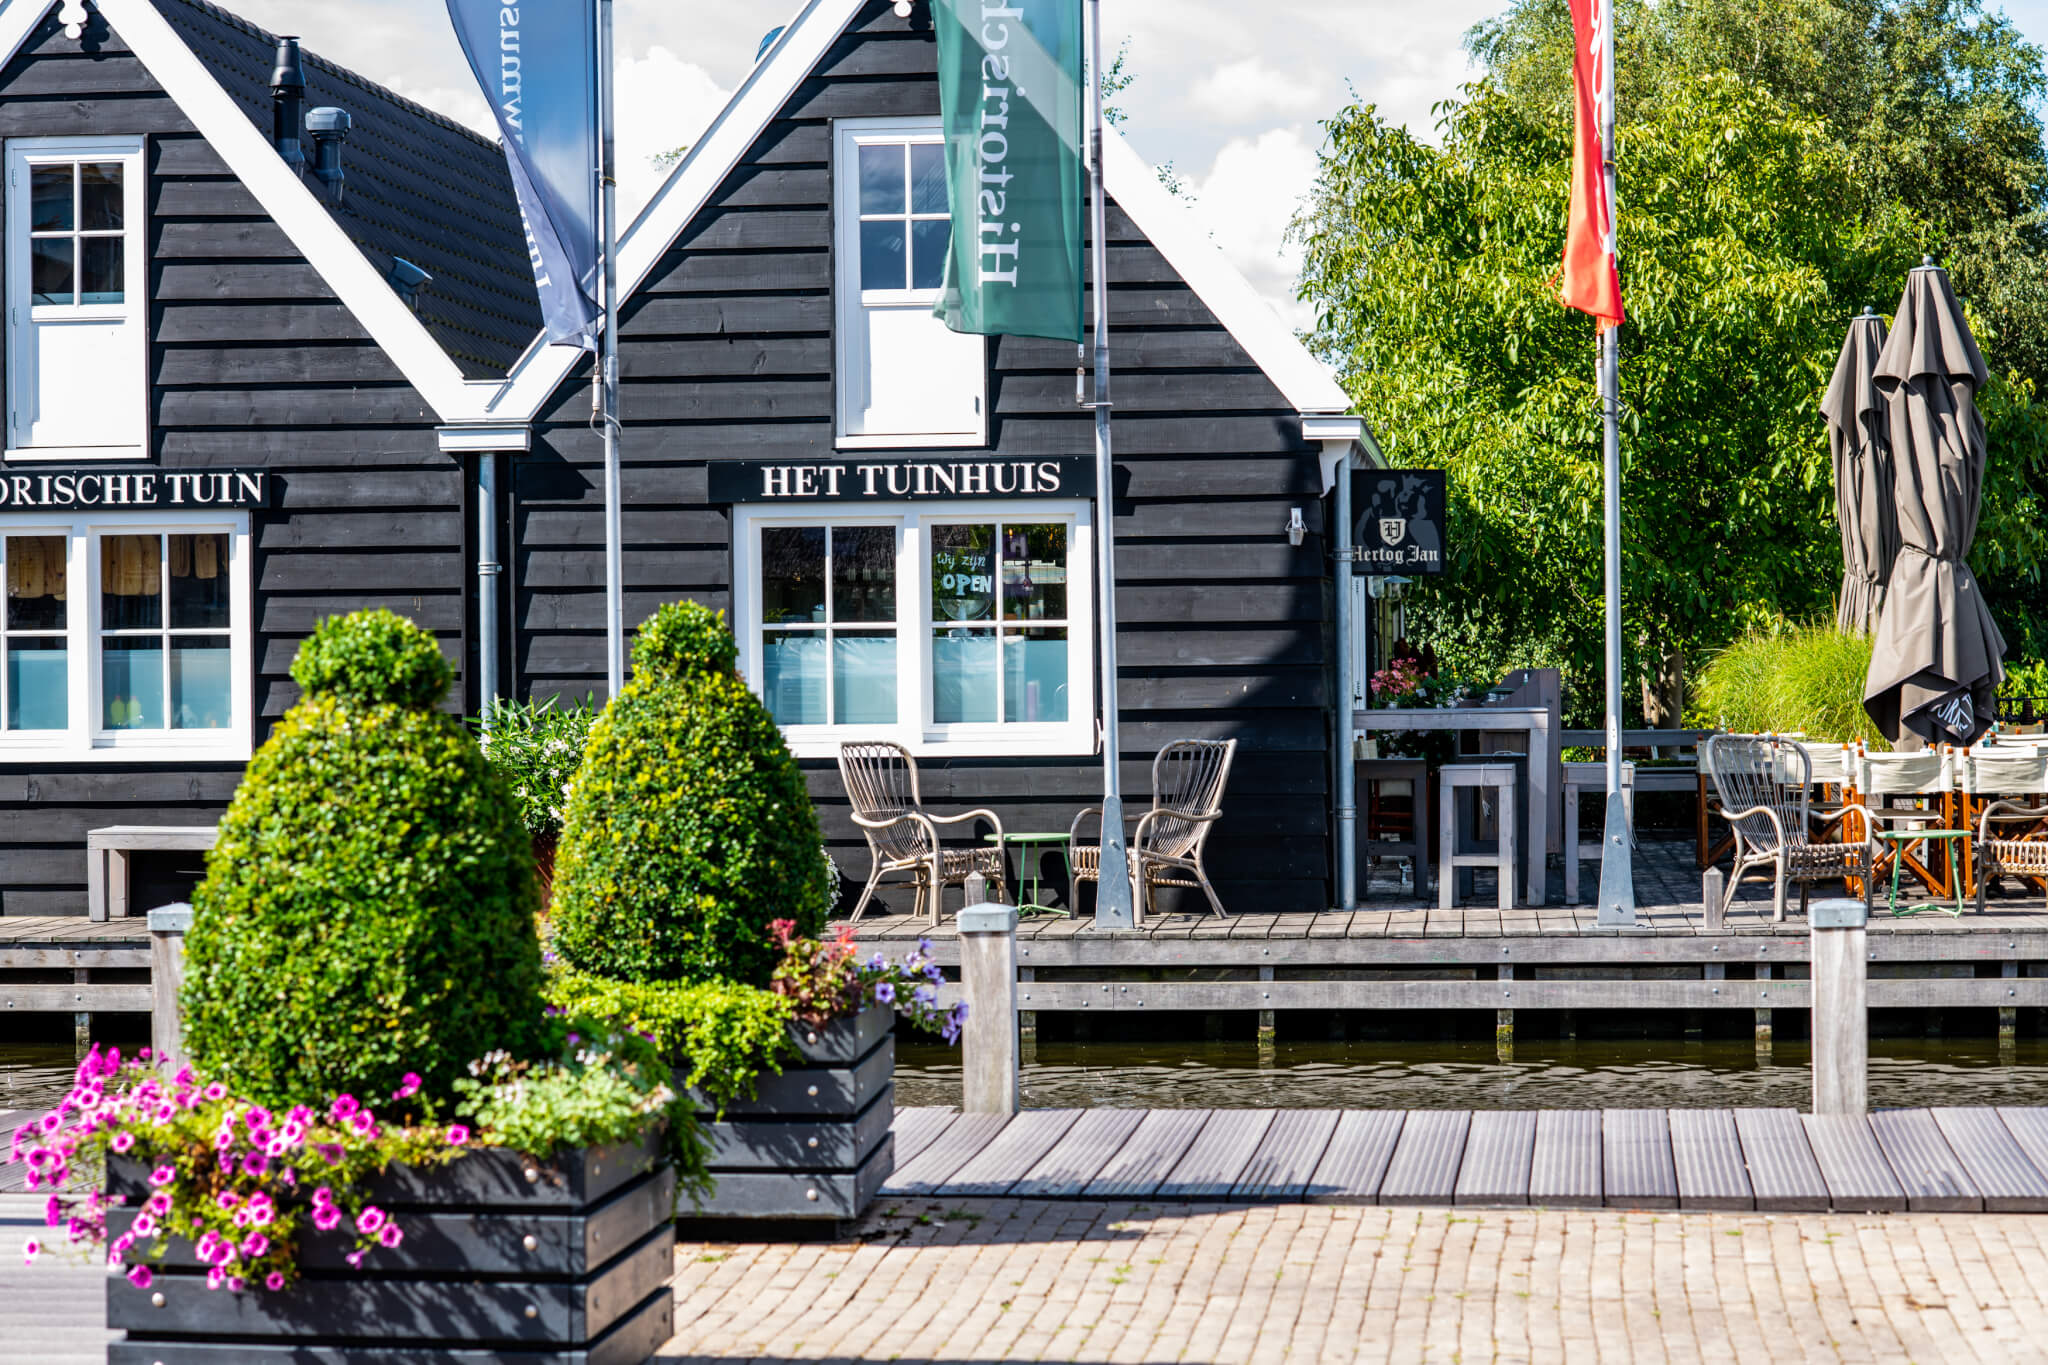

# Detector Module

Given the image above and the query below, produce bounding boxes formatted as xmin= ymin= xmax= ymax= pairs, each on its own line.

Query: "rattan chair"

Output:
xmin=838 ymin=741 xmax=1006 ymax=926
xmin=1965 ymin=747 xmax=2048 ymax=912
xmin=1070 ymin=739 xmax=1237 ymax=926
xmin=1703 ymin=734 xmax=1879 ymax=922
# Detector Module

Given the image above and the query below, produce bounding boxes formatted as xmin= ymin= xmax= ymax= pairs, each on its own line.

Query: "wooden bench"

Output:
xmin=86 ymin=825 xmax=217 ymax=922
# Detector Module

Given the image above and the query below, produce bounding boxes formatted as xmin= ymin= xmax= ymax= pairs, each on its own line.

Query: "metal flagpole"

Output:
xmin=595 ymin=0 xmax=625 ymax=698
xmin=1086 ymin=0 xmax=1133 ymax=930
xmin=1594 ymin=0 xmax=1635 ymax=926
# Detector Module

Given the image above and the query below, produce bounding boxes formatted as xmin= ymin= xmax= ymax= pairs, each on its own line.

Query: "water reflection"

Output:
xmin=1 ymin=1044 xmax=76 ymax=1116
xmin=897 ymin=1037 xmax=2048 ymax=1111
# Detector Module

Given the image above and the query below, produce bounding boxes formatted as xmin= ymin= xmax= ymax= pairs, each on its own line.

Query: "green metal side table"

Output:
xmin=983 ymin=831 xmax=1072 ymax=916
xmin=1873 ymin=827 xmax=1968 ymax=918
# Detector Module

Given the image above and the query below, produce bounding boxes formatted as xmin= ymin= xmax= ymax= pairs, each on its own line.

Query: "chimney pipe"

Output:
xmin=270 ymin=37 xmax=306 ymax=177
xmin=305 ymin=107 xmax=351 ymax=206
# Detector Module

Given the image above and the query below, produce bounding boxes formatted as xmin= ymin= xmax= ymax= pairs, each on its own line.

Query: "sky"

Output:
xmin=227 ymin=0 xmax=2048 ymax=334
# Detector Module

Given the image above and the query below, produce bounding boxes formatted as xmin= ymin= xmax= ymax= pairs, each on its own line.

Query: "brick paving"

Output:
xmin=664 ymin=1198 xmax=2048 ymax=1363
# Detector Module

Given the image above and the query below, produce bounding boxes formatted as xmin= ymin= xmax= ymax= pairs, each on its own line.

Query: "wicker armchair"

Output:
xmin=1703 ymin=734 xmax=1879 ymax=922
xmin=1071 ymin=739 xmax=1236 ymax=927
xmin=1965 ymin=747 xmax=2048 ymax=912
xmin=838 ymin=742 xmax=1006 ymax=926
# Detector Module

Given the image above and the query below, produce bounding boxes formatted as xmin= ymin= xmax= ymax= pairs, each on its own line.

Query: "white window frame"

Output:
xmin=733 ymin=499 xmax=1094 ymax=758
xmin=5 ymin=135 xmax=148 ymax=462
xmin=832 ymin=117 xmax=988 ymax=450
xmin=0 ymin=510 xmax=252 ymax=762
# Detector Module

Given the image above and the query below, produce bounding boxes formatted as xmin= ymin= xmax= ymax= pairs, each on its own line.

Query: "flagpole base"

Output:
xmin=1094 ymin=795 xmax=1135 ymax=931
xmin=1595 ymin=789 xmax=1636 ymax=926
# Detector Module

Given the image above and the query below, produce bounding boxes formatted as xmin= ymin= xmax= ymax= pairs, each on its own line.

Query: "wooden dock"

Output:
xmin=0 ymin=917 xmax=150 ymax=1017
xmin=881 ymin=1104 xmax=2048 ymax=1213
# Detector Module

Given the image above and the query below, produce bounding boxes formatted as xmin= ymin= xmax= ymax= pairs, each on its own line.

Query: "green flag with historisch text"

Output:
xmin=931 ymin=0 xmax=1084 ymax=343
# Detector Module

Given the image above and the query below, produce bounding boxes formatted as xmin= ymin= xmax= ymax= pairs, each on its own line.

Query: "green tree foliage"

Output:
xmin=1295 ymin=1 xmax=2048 ymax=705
xmin=549 ymin=601 xmax=831 ymax=986
xmin=181 ymin=611 xmax=544 ymax=1107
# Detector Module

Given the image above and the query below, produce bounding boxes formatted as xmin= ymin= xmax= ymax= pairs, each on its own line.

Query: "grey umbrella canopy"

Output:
xmin=1823 ymin=309 xmax=1893 ymax=634
xmin=1862 ymin=262 xmax=2007 ymax=747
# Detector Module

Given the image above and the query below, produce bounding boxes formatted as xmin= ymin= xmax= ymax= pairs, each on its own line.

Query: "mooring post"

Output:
xmin=1809 ymin=898 xmax=1868 ymax=1115
xmin=1702 ymin=867 xmax=1725 ymax=932
xmin=1018 ymin=965 xmax=1037 ymax=1064
xmin=957 ymin=887 xmax=1019 ymax=1115
xmin=2002 ymin=961 xmax=2020 ymax=1058
xmin=1258 ymin=964 xmax=1277 ymax=1061
xmin=1755 ymin=962 xmax=1774 ymax=1060
xmin=1496 ymin=963 xmax=1515 ymax=1062
xmin=147 ymin=903 xmax=193 ymax=1067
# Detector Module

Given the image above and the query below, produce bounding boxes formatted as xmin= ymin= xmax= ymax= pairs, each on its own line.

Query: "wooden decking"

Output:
xmin=882 ymin=1104 xmax=2048 ymax=1213
xmin=0 ymin=916 xmax=150 ymax=1016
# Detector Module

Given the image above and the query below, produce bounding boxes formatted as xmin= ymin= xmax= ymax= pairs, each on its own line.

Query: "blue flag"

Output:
xmin=445 ymin=0 xmax=598 ymax=347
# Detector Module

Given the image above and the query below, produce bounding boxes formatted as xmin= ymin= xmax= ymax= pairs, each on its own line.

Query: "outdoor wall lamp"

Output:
xmin=1287 ymin=507 xmax=1307 ymax=547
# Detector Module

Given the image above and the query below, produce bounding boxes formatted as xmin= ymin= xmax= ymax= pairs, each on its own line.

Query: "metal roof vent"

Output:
xmin=305 ymin=107 xmax=351 ymax=206
xmin=269 ymin=36 xmax=306 ymax=177
xmin=386 ymin=258 xmax=432 ymax=310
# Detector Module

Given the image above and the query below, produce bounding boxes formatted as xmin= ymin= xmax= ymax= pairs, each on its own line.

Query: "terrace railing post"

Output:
xmin=147 ymin=904 xmax=193 ymax=1067
xmin=957 ymin=892 xmax=1020 ymax=1116
xmin=1809 ymin=898 xmax=1868 ymax=1115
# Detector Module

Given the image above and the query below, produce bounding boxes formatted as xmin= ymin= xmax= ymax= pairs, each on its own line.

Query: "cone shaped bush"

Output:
xmin=549 ymin=601 xmax=830 ymax=985
xmin=181 ymin=610 xmax=544 ymax=1106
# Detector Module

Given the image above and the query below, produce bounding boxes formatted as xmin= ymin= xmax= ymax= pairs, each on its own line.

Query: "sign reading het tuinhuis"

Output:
xmin=708 ymin=458 xmax=1093 ymax=503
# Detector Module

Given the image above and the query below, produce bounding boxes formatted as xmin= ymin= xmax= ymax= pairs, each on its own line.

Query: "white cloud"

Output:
xmin=1182 ymin=127 xmax=1322 ymax=333
xmin=613 ymin=47 xmax=730 ymax=222
xmin=1187 ymin=59 xmax=1325 ymax=119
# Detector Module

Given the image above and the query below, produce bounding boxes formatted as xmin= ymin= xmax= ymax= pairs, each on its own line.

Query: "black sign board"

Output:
xmin=0 ymin=469 xmax=267 ymax=511
xmin=1354 ymin=469 xmax=1447 ymax=574
xmin=708 ymin=457 xmax=1093 ymax=504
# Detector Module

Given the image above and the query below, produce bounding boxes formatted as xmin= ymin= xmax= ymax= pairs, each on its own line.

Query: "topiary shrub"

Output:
xmin=181 ymin=609 xmax=544 ymax=1108
xmin=549 ymin=600 xmax=830 ymax=986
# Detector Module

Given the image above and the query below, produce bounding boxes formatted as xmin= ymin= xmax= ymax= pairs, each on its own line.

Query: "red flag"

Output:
xmin=1562 ymin=0 xmax=1624 ymax=330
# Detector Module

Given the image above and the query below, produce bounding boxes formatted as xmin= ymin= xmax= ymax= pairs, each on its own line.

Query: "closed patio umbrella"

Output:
xmin=1863 ymin=261 xmax=2006 ymax=747
xmin=1822 ymin=308 xmax=1893 ymax=633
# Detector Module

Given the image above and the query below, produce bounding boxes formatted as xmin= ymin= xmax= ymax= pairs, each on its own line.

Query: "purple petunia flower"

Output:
xmin=874 ymin=981 xmax=896 ymax=1005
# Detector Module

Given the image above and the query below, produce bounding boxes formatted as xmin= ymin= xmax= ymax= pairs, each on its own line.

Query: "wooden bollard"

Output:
xmin=1701 ymin=867 xmax=1725 ymax=932
xmin=147 ymin=903 xmax=193 ymax=1067
xmin=957 ymin=888 xmax=1019 ymax=1116
xmin=1809 ymin=898 xmax=1868 ymax=1115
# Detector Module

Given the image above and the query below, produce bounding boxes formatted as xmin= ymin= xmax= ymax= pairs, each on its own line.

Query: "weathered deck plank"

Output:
xmin=1530 ymin=1109 xmax=1603 ymax=1208
xmin=1602 ymin=1109 xmax=1678 ymax=1210
xmin=1868 ymin=1109 xmax=1982 ymax=1213
xmin=1668 ymin=1108 xmax=1752 ymax=1212
xmin=1155 ymin=1109 xmax=1275 ymax=1200
xmin=883 ymin=1112 xmax=1013 ymax=1196
xmin=1081 ymin=1109 xmax=1212 ymax=1200
xmin=1454 ymin=1109 xmax=1536 ymax=1207
xmin=1008 ymin=1108 xmax=1147 ymax=1199
xmin=1934 ymin=1108 xmax=2048 ymax=1212
xmin=1735 ymin=1108 xmax=1831 ymax=1212
xmin=938 ymin=1109 xmax=1085 ymax=1197
xmin=1801 ymin=1114 xmax=1908 ymax=1213
xmin=1303 ymin=1109 xmax=1405 ymax=1203
xmin=1230 ymin=1110 xmax=1341 ymax=1202
xmin=887 ymin=1106 xmax=960 ymax=1169
xmin=1380 ymin=1110 xmax=1471 ymax=1206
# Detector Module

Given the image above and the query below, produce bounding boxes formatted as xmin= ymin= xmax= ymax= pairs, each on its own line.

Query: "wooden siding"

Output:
xmin=512 ymin=1 xmax=1335 ymax=913
xmin=0 ymin=14 xmax=470 ymax=915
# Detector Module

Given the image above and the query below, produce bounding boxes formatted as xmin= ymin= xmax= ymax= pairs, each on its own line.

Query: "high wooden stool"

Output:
xmin=1439 ymin=762 xmax=1519 ymax=910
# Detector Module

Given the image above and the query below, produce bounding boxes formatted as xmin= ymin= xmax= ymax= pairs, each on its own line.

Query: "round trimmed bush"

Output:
xmin=549 ymin=600 xmax=830 ymax=985
xmin=181 ymin=609 xmax=544 ymax=1107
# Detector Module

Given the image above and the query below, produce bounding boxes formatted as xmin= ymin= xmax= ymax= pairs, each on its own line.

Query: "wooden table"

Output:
xmin=85 ymin=825 xmax=216 ymax=922
xmin=1354 ymin=706 xmax=1552 ymax=903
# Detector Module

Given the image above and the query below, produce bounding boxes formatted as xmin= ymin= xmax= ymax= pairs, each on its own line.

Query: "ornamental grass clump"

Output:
xmin=1691 ymin=623 xmax=1885 ymax=747
xmin=181 ymin=609 xmax=546 ymax=1108
xmin=549 ymin=601 xmax=831 ymax=985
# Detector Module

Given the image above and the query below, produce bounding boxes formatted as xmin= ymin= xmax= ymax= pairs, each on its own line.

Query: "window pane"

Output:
xmin=29 ymin=165 xmax=71 ymax=232
xmin=910 ymin=143 xmax=948 ymax=214
xmin=910 ymin=219 xmax=951 ymax=292
xmin=831 ymin=526 xmax=895 ymax=623
xmin=761 ymin=526 xmax=825 ymax=624
xmin=80 ymin=237 xmax=123 ymax=305
xmin=1004 ymin=628 xmax=1068 ymax=722
xmin=101 ymin=536 xmax=161 ymax=630
xmin=30 ymin=238 xmax=73 ymax=305
xmin=859 ymin=221 xmax=907 ymax=291
xmin=79 ymin=163 xmax=122 ymax=230
xmin=833 ymin=631 xmax=897 ymax=724
xmin=7 ymin=638 xmax=65 ymax=731
xmin=1002 ymin=523 xmax=1068 ymax=620
xmin=6 ymin=537 xmax=66 ymax=631
xmin=168 ymin=534 xmax=230 ymax=628
xmin=931 ymin=524 xmax=995 ymax=622
xmin=102 ymin=637 xmax=163 ymax=730
xmin=932 ymin=627 xmax=997 ymax=723
xmin=858 ymin=143 xmax=904 ymax=215
xmin=761 ymin=630 xmax=826 ymax=725
xmin=170 ymin=636 xmax=232 ymax=729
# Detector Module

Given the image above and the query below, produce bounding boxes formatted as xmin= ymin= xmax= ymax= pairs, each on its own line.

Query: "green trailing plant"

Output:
xmin=1689 ymin=624 xmax=1886 ymax=747
xmin=549 ymin=601 xmax=831 ymax=986
xmin=541 ymin=966 xmax=796 ymax=1111
xmin=475 ymin=696 xmax=599 ymax=839
xmin=180 ymin=610 xmax=546 ymax=1108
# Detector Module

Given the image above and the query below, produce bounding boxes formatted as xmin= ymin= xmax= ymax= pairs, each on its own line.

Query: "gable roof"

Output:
xmin=481 ymin=0 xmax=1356 ymax=431
xmin=0 ymin=0 xmax=536 ymax=414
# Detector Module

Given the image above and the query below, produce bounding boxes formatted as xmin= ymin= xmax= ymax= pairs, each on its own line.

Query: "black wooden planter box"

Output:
xmin=683 ymin=1002 xmax=895 ymax=1221
xmin=104 ymin=1127 xmax=674 ymax=1364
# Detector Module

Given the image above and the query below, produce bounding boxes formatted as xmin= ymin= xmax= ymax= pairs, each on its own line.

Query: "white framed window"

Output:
xmin=0 ymin=511 xmax=251 ymax=761
xmin=733 ymin=500 xmax=1093 ymax=757
xmin=5 ymin=137 xmax=148 ymax=460
xmin=833 ymin=118 xmax=987 ymax=449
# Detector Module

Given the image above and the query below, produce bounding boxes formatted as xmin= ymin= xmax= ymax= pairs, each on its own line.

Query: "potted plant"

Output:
xmin=542 ymin=601 xmax=966 ymax=1220
xmin=21 ymin=611 xmax=689 ymax=1362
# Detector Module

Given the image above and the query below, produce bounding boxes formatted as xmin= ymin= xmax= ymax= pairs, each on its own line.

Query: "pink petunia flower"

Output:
xmin=392 ymin=1072 xmax=422 ymax=1100
xmin=329 ymin=1095 xmax=359 ymax=1120
xmin=226 ymin=1275 xmax=244 ymax=1293
xmin=206 ymin=1266 xmax=225 ymax=1291
xmin=264 ymin=1271 xmax=285 ymax=1291
xmin=148 ymin=1164 xmax=175 ymax=1188
xmin=345 ymin=1250 xmax=363 ymax=1269
xmin=133 ymin=1214 xmax=156 ymax=1237
xmin=202 ymin=1082 xmax=226 ymax=1102
xmin=445 ymin=1124 xmax=471 ymax=1146
xmin=355 ymin=1206 xmax=386 ymax=1235
xmin=377 ymin=1222 xmax=403 ymax=1249
xmin=20 ymin=1237 xmax=39 ymax=1264
xmin=110 ymin=1131 xmax=134 ymax=1154
xmin=127 ymin=1264 xmax=152 ymax=1289
xmin=241 ymin=1233 xmax=268 ymax=1258
xmin=42 ymin=1195 xmax=60 ymax=1228
xmin=311 ymin=1205 xmax=342 ymax=1232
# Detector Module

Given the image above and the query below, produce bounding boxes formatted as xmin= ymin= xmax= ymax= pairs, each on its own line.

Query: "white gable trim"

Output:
xmin=482 ymin=0 xmax=1353 ymax=427
xmin=0 ymin=0 xmax=486 ymax=420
